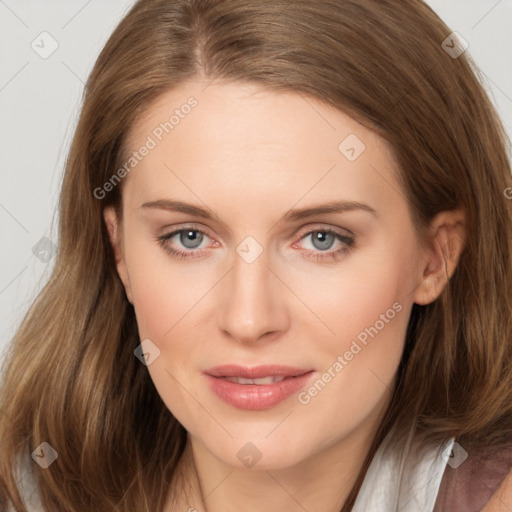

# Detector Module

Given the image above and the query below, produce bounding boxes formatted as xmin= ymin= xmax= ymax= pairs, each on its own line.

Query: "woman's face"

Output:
xmin=105 ymin=79 xmax=434 ymax=470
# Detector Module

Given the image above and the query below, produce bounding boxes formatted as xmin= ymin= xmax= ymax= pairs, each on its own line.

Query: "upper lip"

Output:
xmin=205 ymin=365 xmax=313 ymax=379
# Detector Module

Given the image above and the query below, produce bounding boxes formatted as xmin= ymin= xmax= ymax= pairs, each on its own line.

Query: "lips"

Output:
xmin=204 ymin=364 xmax=315 ymax=410
xmin=205 ymin=364 xmax=312 ymax=379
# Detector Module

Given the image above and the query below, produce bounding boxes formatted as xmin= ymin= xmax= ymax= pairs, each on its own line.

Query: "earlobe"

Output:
xmin=413 ymin=209 xmax=466 ymax=306
xmin=103 ymin=206 xmax=134 ymax=304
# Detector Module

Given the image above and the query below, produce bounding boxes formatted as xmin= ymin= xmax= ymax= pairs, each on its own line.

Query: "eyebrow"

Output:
xmin=140 ymin=199 xmax=379 ymax=223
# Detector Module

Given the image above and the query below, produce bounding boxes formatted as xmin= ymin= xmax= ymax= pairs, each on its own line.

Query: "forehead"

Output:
xmin=122 ymin=79 xmax=404 ymax=220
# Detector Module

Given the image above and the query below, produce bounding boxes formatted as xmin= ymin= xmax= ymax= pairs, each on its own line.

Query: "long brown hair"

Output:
xmin=1 ymin=0 xmax=511 ymax=510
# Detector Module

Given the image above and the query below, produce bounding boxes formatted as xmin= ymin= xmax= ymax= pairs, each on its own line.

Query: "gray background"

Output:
xmin=1 ymin=0 xmax=512 ymax=361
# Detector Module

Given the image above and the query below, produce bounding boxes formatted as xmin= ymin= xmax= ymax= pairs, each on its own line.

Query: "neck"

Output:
xmin=168 ymin=404 xmax=390 ymax=512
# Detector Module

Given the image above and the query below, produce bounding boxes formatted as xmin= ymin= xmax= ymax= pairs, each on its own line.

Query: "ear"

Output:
xmin=413 ymin=209 xmax=466 ymax=306
xmin=103 ymin=206 xmax=133 ymax=304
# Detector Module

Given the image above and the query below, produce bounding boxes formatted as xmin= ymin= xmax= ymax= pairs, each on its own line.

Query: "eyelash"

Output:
xmin=155 ymin=224 xmax=356 ymax=262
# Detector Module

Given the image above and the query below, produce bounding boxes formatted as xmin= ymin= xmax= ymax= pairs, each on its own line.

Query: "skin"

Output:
xmin=104 ymin=79 xmax=466 ymax=512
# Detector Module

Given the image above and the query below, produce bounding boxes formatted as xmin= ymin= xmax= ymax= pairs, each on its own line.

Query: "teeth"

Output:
xmin=224 ymin=375 xmax=288 ymax=385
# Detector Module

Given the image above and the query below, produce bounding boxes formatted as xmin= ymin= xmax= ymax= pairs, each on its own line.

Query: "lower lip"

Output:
xmin=204 ymin=371 xmax=315 ymax=410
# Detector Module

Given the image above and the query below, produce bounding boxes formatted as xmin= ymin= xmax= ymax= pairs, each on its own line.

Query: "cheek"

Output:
xmin=124 ymin=240 xmax=208 ymax=429
xmin=289 ymin=247 xmax=412 ymax=410
xmin=123 ymin=233 xmax=205 ymax=339
xmin=290 ymin=295 xmax=409 ymax=452
xmin=293 ymin=245 xmax=412 ymax=351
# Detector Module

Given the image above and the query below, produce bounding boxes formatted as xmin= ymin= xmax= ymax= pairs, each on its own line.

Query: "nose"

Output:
xmin=217 ymin=247 xmax=290 ymax=345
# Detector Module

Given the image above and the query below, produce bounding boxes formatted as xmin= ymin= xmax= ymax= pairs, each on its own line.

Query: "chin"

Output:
xmin=206 ymin=436 xmax=311 ymax=471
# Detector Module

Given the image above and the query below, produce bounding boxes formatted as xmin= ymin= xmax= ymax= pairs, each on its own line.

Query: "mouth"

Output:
xmin=222 ymin=375 xmax=297 ymax=385
xmin=205 ymin=364 xmax=313 ymax=380
xmin=204 ymin=365 xmax=315 ymax=410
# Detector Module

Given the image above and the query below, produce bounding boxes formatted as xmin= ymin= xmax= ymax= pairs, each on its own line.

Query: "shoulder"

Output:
xmin=434 ymin=440 xmax=512 ymax=512
xmin=482 ymin=465 xmax=512 ymax=511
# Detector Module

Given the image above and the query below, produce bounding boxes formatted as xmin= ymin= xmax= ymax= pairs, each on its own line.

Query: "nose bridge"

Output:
xmin=217 ymin=238 xmax=287 ymax=343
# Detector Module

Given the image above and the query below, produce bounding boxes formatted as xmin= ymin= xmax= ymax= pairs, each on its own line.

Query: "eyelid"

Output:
xmin=160 ymin=222 xmax=353 ymax=246
xmin=158 ymin=224 xmax=354 ymax=269
xmin=289 ymin=225 xmax=354 ymax=255
xmin=160 ymin=222 xmax=216 ymax=241
xmin=292 ymin=222 xmax=354 ymax=239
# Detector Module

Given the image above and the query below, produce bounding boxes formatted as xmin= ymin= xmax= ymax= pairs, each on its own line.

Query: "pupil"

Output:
xmin=314 ymin=231 xmax=333 ymax=250
xmin=182 ymin=230 xmax=202 ymax=248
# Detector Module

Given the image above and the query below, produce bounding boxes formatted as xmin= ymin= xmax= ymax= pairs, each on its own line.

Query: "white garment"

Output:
xmin=8 ymin=451 xmax=44 ymax=512
xmin=353 ymin=434 xmax=456 ymax=511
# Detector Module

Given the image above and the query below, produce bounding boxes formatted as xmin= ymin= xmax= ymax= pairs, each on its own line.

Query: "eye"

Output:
xmin=156 ymin=225 xmax=213 ymax=260
xmin=293 ymin=227 xmax=356 ymax=261
xmin=155 ymin=224 xmax=356 ymax=261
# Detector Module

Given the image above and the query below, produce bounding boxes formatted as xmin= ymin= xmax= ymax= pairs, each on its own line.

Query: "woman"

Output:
xmin=1 ymin=0 xmax=511 ymax=510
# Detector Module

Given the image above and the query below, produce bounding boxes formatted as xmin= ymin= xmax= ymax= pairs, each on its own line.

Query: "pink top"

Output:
xmin=433 ymin=441 xmax=512 ymax=511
